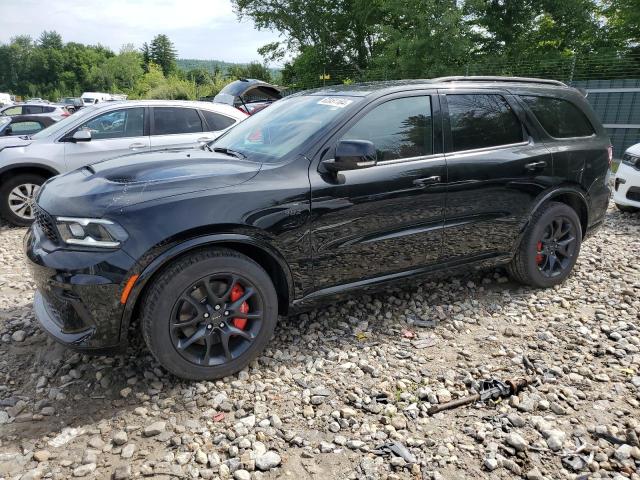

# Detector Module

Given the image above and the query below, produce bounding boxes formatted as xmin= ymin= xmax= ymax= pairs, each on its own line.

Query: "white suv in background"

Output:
xmin=613 ymin=143 xmax=640 ymax=213
xmin=0 ymin=100 xmax=247 ymax=225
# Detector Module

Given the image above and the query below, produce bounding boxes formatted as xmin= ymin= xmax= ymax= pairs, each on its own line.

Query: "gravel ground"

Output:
xmin=0 ymin=203 xmax=639 ymax=480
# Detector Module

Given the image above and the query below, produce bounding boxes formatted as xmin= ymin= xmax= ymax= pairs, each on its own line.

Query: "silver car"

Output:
xmin=0 ymin=103 xmax=70 ymax=122
xmin=0 ymin=100 xmax=247 ymax=225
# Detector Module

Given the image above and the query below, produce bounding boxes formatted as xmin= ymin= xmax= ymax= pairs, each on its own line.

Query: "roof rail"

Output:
xmin=432 ymin=76 xmax=568 ymax=87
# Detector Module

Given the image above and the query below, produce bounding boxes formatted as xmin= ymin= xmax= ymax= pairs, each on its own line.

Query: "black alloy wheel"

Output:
xmin=170 ymin=274 xmax=263 ymax=366
xmin=508 ymin=201 xmax=582 ymax=288
xmin=534 ymin=216 xmax=578 ymax=278
xmin=142 ymin=248 xmax=278 ymax=380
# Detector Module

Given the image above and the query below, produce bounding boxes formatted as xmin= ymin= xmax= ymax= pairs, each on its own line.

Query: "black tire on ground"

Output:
xmin=507 ymin=201 xmax=582 ymax=288
xmin=0 ymin=173 xmax=46 ymax=227
xmin=616 ymin=203 xmax=640 ymax=213
xmin=141 ymin=248 xmax=278 ymax=380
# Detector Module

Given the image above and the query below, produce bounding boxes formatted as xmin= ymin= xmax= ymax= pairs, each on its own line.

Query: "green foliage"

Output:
xmin=149 ymin=34 xmax=177 ymax=76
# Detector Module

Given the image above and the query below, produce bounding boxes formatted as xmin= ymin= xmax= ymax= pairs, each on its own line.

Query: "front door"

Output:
xmin=440 ymin=91 xmax=554 ymax=260
xmin=64 ymin=106 xmax=149 ymax=171
xmin=309 ymin=92 xmax=446 ymax=292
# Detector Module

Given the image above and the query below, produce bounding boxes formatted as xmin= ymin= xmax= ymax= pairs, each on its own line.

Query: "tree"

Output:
xmin=38 ymin=30 xmax=63 ymax=50
xmin=150 ymin=34 xmax=177 ymax=76
xmin=228 ymin=62 xmax=272 ymax=82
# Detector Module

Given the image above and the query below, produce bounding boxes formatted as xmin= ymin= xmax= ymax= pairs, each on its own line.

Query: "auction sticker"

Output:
xmin=317 ymin=97 xmax=353 ymax=108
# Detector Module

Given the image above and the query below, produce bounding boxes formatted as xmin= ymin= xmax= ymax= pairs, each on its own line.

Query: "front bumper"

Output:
xmin=24 ymin=221 xmax=138 ymax=352
xmin=613 ymin=162 xmax=640 ymax=208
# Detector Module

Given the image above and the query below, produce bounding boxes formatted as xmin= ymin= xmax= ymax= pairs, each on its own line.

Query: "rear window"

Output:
xmin=201 ymin=110 xmax=236 ymax=131
xmin=521 ymin=96 xmax=595 ymax=138
xmin=153 ymin=107 xmax=203 ymax=135
xmin=447 ymin=94 xmax=524 ymax=152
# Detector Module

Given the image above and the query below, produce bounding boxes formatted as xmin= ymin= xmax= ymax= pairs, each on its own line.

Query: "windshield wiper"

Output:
xmin=202 ymin=142 xmax=213 ymax=152
xmin=213 ymin=147 xmax=246 ymax=159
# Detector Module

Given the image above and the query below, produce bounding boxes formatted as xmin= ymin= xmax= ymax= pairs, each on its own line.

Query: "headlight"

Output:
xmin=55 ymin=217 xmax=128 ymax=248
xmin=622 ymin=153 xmax=639 ymax=169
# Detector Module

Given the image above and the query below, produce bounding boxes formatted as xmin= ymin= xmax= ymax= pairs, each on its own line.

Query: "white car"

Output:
xmin=0 ymin=100 xmax=247 ymax=225
xmin=1 ymin=103 xmax=70 ymax=122
xmin=613 ymin=143 xmax=640 ymax=213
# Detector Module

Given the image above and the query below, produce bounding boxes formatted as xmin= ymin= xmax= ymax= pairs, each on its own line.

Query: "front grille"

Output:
xmin=34 ymin=205 xmax=59 ymax=243
xmin=627 ymin=187 xmax=640 ymax=203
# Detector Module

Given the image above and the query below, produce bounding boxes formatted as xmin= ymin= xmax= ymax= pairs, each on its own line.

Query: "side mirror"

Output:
xmin=322 ymin=140 xmax=377 ymax=173
xmin=72 ymin=129 xmax=92 ymax=142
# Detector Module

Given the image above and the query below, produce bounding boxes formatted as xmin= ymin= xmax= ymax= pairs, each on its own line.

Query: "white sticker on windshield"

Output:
xmin=317 ymin=97 xmax=353 ymax=108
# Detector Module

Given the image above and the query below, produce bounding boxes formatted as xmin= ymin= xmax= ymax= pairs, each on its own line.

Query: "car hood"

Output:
xmin=0 ymin=136 xmax=32 ymax=151
xmin=37 ymin=148 xmax=262 ymax=217
xmin=626 ymin=143 xmax=640 ymax=157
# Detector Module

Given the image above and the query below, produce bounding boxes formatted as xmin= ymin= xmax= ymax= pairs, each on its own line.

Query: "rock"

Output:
xmin=121 ymin=443 xmax=136 ymax=459
xmin=88 ymin=436 xmax=105 ymax=450
xmin=82 ymin=449 xmax=98 ymax=464
xmin=113 ymin=465 xmax=131 ymax=480
xmin=239 ymin=415 xmax=256 ymax=428
xmin=526 ymin=467 xmax=544 ymax=480
xmin=73 ymin=463 xmax=96 ymax=477
xmin=615 ymin=444 xmax=632 ymax=461
xmin=233 ymin=470 xmax=251 ymax=480
xmin=33 ymin=450 xmax=50 ymax=462
xmin=255 ymin=451 xmax=281 ymax=471
xmin=195 ymin=449 xmax=208 ymax=464
xmin=484 ymin=457 xmax=499 ymax=471
xmin=143 ymin=421 xmax=166 ymax=436
xmin=112 ymin=430 xmax=128 ymax=445
xmin=11 ymin=330 xmax=26 ymax=342
xmin=506 ymin=432 xmax=528 ymax=452
xmin=543 ymin=430 xmax=566 ymax=451
xmin=436 ymin=388 xmax=452 ymax=403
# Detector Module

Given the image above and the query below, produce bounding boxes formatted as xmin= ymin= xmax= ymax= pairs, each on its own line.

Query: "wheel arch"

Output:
xmin=120 ymin=233 xmax=294 ymax=341
xmin=526 ymin=186 xmax=589 ymax=239
xmin=0 ymin=163 xmax=59 ymax=183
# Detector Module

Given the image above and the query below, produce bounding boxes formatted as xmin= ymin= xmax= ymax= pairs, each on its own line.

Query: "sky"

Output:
xmin=0 ymin=0 xmax=281 ymax=64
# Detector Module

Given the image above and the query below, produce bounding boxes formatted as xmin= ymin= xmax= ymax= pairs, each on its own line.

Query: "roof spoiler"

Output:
xmin=433 ymin=76 xmax=568 ymax=87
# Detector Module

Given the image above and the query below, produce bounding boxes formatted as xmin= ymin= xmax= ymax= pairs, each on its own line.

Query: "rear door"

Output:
xmin=63 ymin=106 xmax=149 ymax=170
xmin=150 ymin=106 xmax=208 ymax=149
xmin=441 ymin=90 xmax=553 ymax=261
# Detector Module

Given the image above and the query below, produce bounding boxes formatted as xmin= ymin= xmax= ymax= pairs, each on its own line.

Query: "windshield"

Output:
xmin=211 ymin=94 xmax=361 ymax=162
xmin=31 ymin=105 xmax=98 ymax=139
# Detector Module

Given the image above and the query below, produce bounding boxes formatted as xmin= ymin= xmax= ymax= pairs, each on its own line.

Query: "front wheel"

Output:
xmin=0 ymin=173 xmax=46 ymax=226
xmin=508 ymin=202 xmax=582 ymax=288
xmin=141 ymin=248 xmax=278 ymax=380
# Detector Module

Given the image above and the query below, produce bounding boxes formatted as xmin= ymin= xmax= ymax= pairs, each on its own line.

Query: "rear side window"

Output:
xmin=521 ymin=96 xmax=594 ymax=138
xmin=2 ymin=106 xmax=21 ymax=115
xmin=43 ymin=106 xmax=56 ymax=113
xmin=24 ymin=105 xmax=43 ymax=114
xmin=447 ymin=94 xmax=524 ymax=152
xmin=153 ymin=107 xmax=202 ymax=135
xmin=201 ymin=110 xmax=236 ymax=131
xmin=342 ymin=96 xmax=433 ymax=161
xmin=10 ymin=120 xmax=43 ymax=135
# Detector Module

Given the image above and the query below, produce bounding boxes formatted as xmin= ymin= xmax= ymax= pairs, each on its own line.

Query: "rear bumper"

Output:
xmin=24 ymin=223 xmax=137 ymax=351
xmin=613 ymin=162 xmax=640 ymax=208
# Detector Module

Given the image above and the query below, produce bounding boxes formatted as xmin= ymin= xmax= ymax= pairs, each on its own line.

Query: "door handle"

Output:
xmin=197 ymin=137 xmax=214 ymax=143
xmin=129 ymin=142 xmax=146 ymax=150
xmin=413 ymin=175 xmax=441 ymax=187
xmin=525 ymin=161 xmax=547 ymax=171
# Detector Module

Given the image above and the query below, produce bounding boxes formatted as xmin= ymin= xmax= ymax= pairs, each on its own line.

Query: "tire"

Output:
xmin=508 ymin=201 xmax=582 ymax=288
xmin=141 ymin=248 xmax=278 ymax=380
xmin=0 ymin=173 xmax=46 ymax=227
xmin=616 ymin=203 xmax=639 ymax=213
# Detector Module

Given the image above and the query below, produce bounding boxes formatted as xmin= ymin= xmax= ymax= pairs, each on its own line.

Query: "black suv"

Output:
xmin=25 ymin=77 xmax=611 ymax=380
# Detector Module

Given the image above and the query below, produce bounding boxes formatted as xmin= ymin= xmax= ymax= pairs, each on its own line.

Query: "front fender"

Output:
xmin=118 ymin=233 xmax=295 ymax=341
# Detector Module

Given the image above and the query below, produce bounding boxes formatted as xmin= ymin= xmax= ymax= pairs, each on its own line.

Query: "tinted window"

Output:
xmin=342 ymin=96 xmax=433 ymax=161
xmin=447 ymin=94 xmax=523 ymax=152
xmin=24 ymin=105 xmax=43 ymax=114
xmin=2 ymin=106 xmax=22 ymax=115
xmin=521 ymin=96 xmax=594 ymax=138
xmin=201 ymin=110 xmax=236 ymax=131
xmin=9 ymin=121 xmax=43 ymax=135
xmin=77 ymin=107 xmax=145 ymax=140
xmin=153 ymin=107 xmax=202 ymax=135
xmin=43 ymin=106 xmax=56 ymax=113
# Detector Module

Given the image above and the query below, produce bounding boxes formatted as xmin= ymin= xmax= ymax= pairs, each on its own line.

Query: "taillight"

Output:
xmin=607 ymin=145 xmax=613 ymax=167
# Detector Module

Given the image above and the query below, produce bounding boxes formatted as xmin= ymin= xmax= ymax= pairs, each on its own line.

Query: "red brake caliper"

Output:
xmin=229 ymin=284 xmax=249 ymax=330
xmin=535 ymin=241 xmax=544 ymax=265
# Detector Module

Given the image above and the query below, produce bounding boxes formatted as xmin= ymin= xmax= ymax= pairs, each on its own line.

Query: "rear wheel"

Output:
xmin=142 ymin=248 xmax=278 ymax=380
xmin=0 ymin=173 xmax=46 ymax=226
xmin=508 ymin=202 xmax=582 ymax=288
xmin=616 ymin=203 xmax=639 ymax=213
